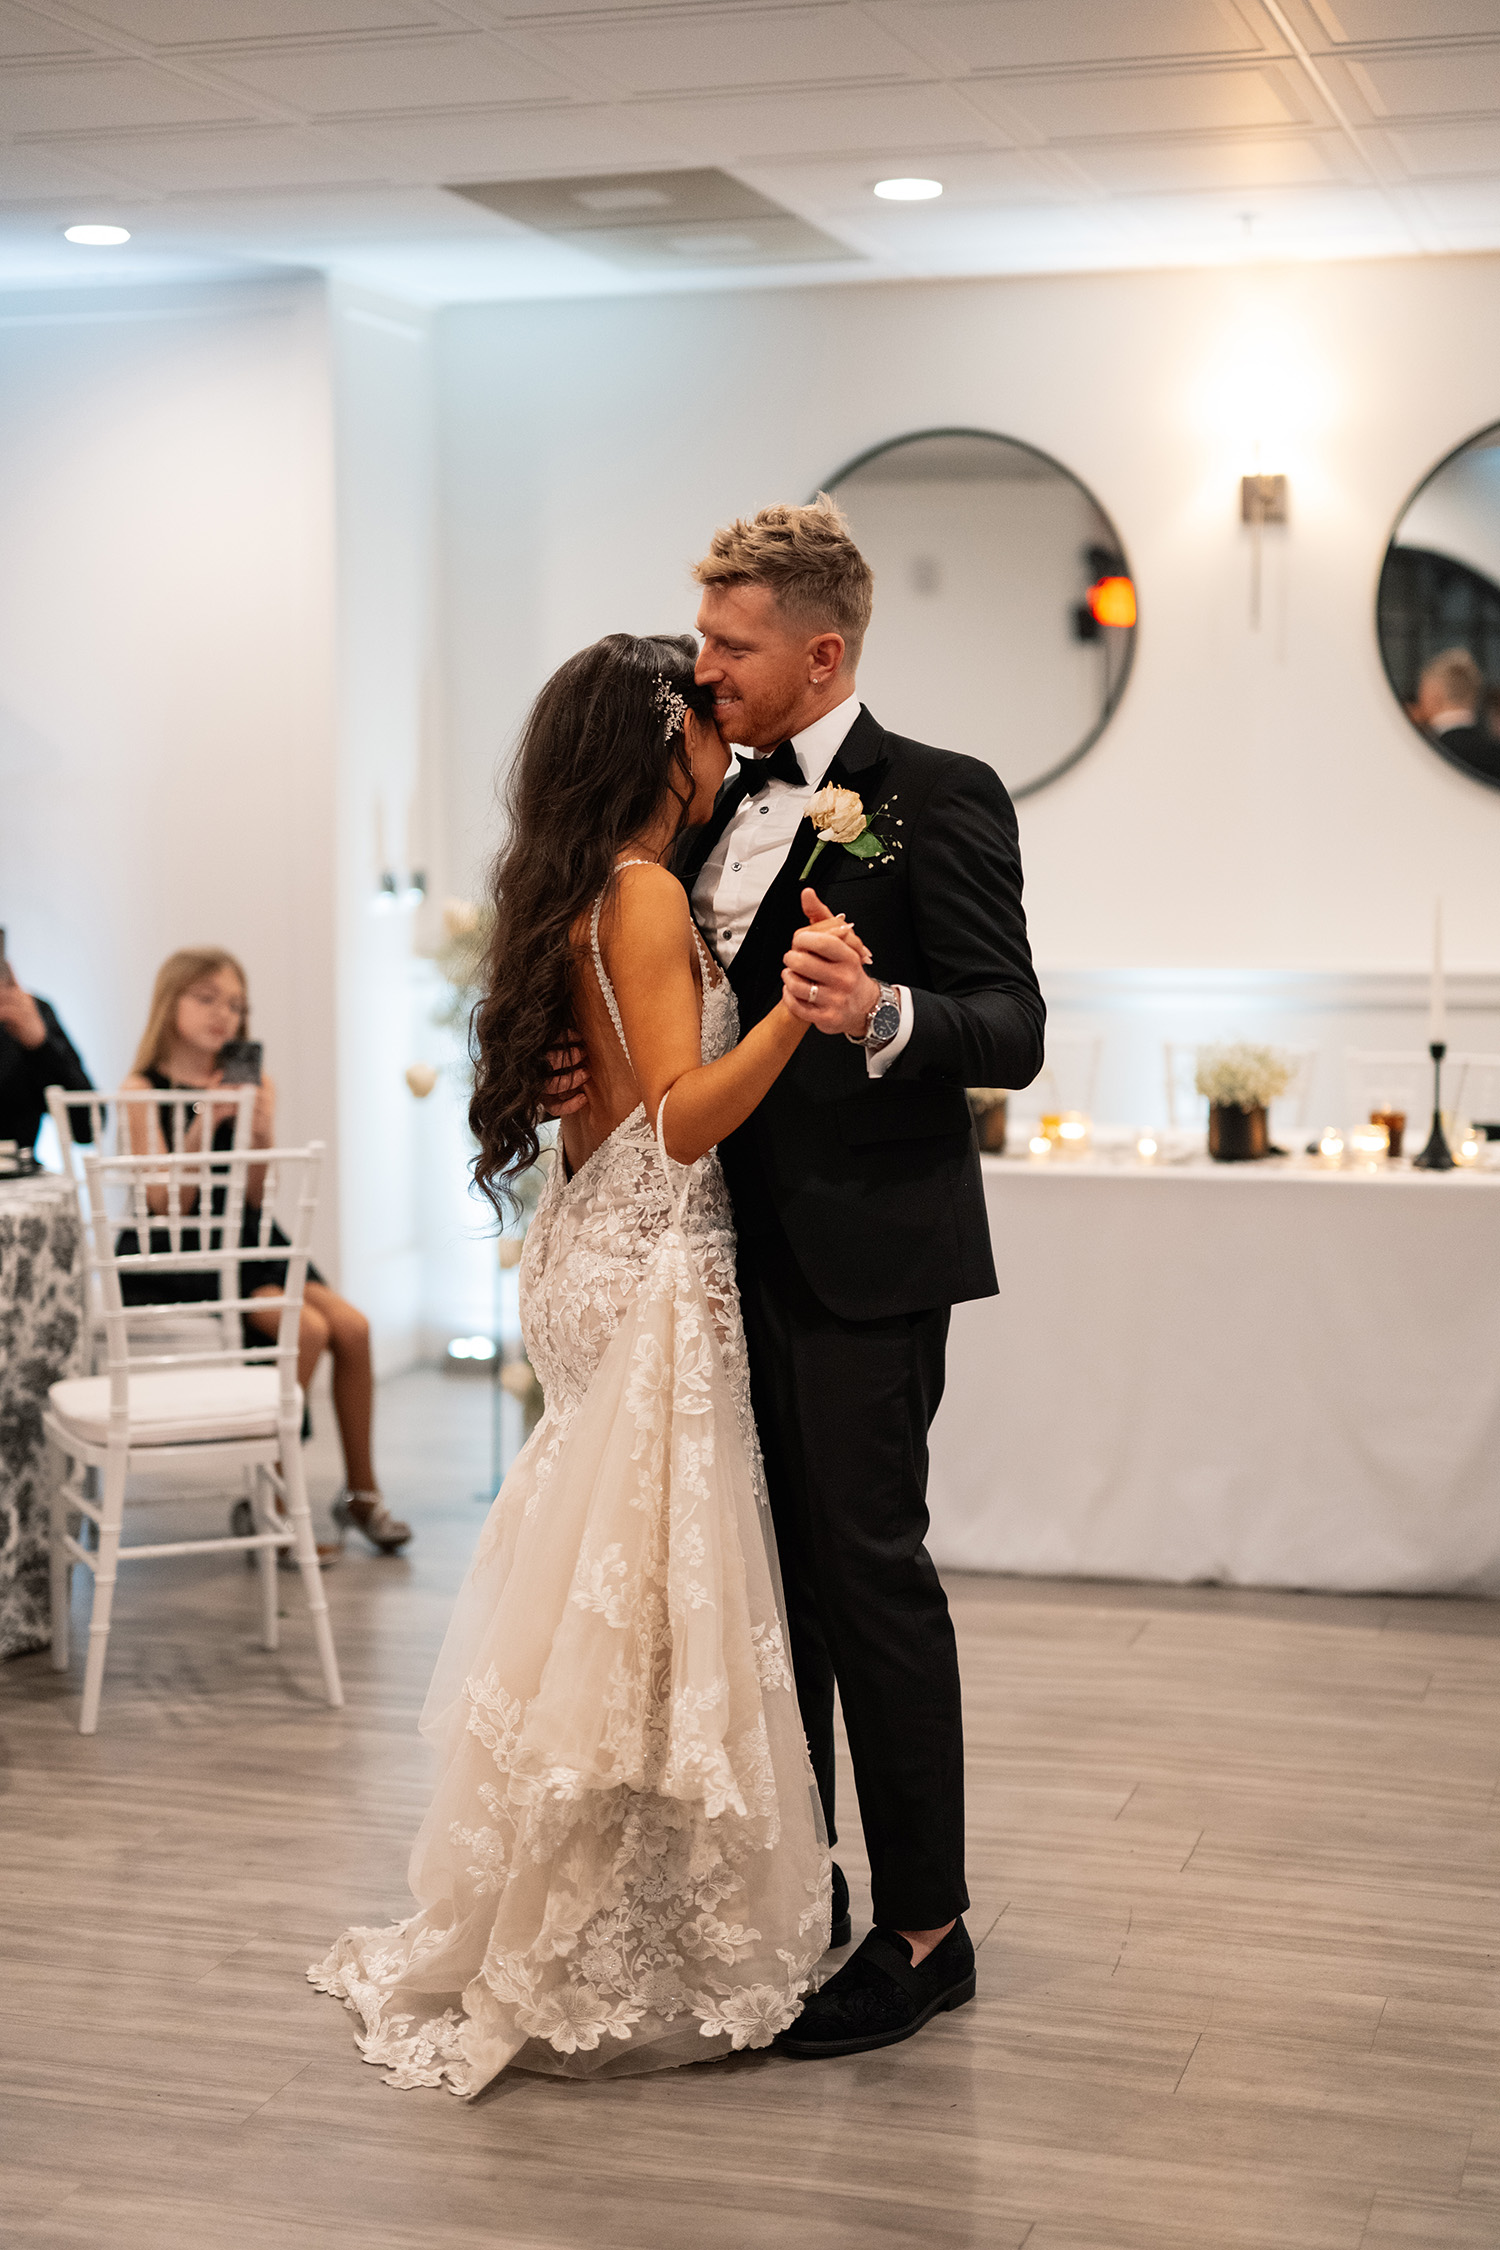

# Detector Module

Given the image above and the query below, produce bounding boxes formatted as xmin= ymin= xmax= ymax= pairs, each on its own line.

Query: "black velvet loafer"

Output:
xmin=830 ymin=1861 xmax=851 ymax=1951
xmin=777 ymin=1918 xmax=975 ymax=2058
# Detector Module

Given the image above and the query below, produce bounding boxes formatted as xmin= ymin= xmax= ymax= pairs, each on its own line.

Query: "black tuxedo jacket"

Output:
xmin=677 ymin=706 xmax=1045 ymax=1320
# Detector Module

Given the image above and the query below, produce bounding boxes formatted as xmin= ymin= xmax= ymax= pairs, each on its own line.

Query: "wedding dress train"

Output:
xmin=310 ymin=886 xmax=830 ymax=2095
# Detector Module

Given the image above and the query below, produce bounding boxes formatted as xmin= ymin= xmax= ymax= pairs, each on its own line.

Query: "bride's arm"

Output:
xmin=604 ymin=863 xmax=806 ymax=1167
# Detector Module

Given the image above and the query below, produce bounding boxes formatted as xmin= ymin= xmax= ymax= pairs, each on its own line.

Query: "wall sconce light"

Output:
xmin=1240 ymin=474 xmax=1288 ymax=632
xmin=1240 ymin=474 xmax=1288 ymax=525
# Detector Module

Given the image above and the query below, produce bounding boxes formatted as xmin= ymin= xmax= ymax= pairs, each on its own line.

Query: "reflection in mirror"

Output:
xmin=1378 ymin=422 xmax=1500 ymax=791
xmin=824 ymin=428 xmax=1135 ymax=799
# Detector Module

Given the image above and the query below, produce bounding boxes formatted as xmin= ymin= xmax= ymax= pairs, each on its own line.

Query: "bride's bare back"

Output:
xmin=560 ymin=866 xmax=714 ymax=1176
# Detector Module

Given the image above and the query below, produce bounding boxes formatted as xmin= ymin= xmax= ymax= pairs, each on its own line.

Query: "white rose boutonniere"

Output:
xmin=800 ymin=786 xmax=900 ymax=881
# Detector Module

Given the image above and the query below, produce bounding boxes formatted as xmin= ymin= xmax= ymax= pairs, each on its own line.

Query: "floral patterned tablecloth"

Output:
xmin=0 ymin=1176 xmax=84 ymax=1659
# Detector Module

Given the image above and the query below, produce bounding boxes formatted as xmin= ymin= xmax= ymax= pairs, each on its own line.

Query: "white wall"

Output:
xmin=435 ymin=255 xmax=1500 ymax=1127
xmin=329 ymin=283 xmax=448 ymax=1372
xmin=0 ymin=279 xmax=341 ymax=1269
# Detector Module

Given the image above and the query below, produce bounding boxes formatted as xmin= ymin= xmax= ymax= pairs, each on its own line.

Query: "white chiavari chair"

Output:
xmin=42 ymin=1138 xmax=342 ymax=1734
xmin=46 ymin=1084 xmax=256 ymax=1368
xmin=1033 ymin=1033 xmax=1102 ymax=1120
xmin=1447 ymin=1052 xmax=1500 ymax=1134
xmin=1268 ymin=1046 xmax=1319 ymax=1142
xmin=1163 ymin=1042 xmax=1206 ymax=1132
xmin=1343 ymin=1050 xmax=1426 ymax=1153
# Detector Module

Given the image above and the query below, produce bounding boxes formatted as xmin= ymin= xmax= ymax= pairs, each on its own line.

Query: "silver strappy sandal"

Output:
xmin=331 ymin=1490 xmax=413 ymax=1553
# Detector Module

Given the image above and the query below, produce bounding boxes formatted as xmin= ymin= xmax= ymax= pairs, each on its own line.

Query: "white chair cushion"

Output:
xmin=48 ymin=1366 xmax=301 ymax=1447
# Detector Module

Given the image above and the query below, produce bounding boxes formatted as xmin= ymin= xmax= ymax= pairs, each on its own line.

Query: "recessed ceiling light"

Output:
xmin=64 ymin=223 xmax=130 ymax=246
xmin=873 ymin=178 xmax=942 ymax=203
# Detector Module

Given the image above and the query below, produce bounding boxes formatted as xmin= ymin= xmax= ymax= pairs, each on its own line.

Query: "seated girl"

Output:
xmin=121 ymin=948 xmax=410 ymax=1559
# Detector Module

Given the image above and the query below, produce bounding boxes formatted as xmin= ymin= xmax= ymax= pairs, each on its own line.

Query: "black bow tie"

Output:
xmin=740 ymin=741 xmax=803 ymax=795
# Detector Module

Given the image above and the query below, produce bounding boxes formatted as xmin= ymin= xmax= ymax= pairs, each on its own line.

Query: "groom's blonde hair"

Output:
xmin=692 ymin=494 xmax=874 ymax=670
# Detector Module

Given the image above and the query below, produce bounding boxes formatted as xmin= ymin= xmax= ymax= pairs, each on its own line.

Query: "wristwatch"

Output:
xmin=847 ymin=981 xmax=901 ymax=1052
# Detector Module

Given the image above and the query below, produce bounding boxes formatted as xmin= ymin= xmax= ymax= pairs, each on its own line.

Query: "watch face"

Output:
xmin=871 ymin=998 xmax=901 ymax=1042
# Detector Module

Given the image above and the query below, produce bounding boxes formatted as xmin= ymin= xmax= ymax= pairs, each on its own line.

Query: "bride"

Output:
xmin=311 ymin=633 xmax=865 ymax=2095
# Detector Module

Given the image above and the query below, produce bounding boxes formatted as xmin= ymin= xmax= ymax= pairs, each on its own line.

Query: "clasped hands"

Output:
xmin=779 ymin=886 xmax=879 ymax=1037
xmin=541 ymin=890 xmax=878 ymax=1119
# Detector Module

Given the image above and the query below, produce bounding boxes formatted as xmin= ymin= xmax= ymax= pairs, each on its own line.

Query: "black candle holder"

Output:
xmin=1412 ymin=1041 xmax=1455 ymax=1171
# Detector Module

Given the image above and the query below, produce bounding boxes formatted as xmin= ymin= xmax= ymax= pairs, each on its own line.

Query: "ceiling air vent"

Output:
xmin=446 ymin=167 xmax=859 ymax=271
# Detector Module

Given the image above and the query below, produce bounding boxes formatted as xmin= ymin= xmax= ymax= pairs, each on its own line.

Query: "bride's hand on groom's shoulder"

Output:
xmin=781 ymin=888 xmax=879 ymax=1037
xmin=541 ymin=1036 xmax=590 ymax=1118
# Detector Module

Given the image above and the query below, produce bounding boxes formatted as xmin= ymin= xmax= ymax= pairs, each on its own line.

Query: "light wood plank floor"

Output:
xmin=3 ymin=1369 xmax=1498 ymax=2250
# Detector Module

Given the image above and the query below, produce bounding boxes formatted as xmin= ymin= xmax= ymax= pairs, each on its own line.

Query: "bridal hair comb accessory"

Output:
xmin=652 ymin=674 xmax=688 ymax=743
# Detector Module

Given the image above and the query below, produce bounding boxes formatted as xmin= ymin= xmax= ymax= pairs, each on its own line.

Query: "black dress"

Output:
xmin=117 ymin=1069 xmax=324 ymax=1338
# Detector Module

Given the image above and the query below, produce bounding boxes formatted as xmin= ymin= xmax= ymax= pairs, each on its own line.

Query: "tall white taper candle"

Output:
xmin=1428 ymin=899 xmax=1446 ymax=1047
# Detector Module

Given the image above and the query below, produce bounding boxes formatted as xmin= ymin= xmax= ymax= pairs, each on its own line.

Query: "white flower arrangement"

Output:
xmin=1194 ymin=1043 xmax=1294 ymax=1111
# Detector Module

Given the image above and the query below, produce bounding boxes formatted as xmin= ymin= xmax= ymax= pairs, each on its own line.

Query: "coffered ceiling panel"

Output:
xmin=972 ymin=63 xmax=1306 ymax=139
xmin=0 ymin=140 xmax=125 ymax=193
xmin=346 ymin=102 xmax=676 ymax=178
xmin=0 ymin=0 xmax=1497 ymax=302
xmin=1070 ymin=129 xmax=1353 ymax=191
xmin=1387 ymin=121 xmax=1500 ymax=178
xmin=0 ymin=61 xmax=252 ymax=133
xmin=873 ymin=0 xmax=1265 ymax=73
xmin=68 ymin=0 xmax=445 ymax=39
xmin=1308 ymin=0 xmax=1500 ymax=39
xmin=466 ymin=0 xmax=720 ymax=11
xmin=0 ymin=6 xmax=100 ymax=59
xmin=530 ymin=5 xmax=924 ymax=95
xmin=1352 ymin=49 xmax=1500 ymax=119
xmin=1411 ymin=177 xmax=1500 ymax=233
xmin=210 ymin=31 xmax=577 ymax=110
xmin=629 ymin=82 xmax=1003 ymax=159
xmin=80 ymin=123 xmax=388 ymax=190
xmin=1104 ymin=176 xmax=1405 ymax=245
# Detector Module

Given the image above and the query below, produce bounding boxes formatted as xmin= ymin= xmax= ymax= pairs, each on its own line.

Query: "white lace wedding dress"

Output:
xmin=310 ymin=879 xmax=830 ymax=2095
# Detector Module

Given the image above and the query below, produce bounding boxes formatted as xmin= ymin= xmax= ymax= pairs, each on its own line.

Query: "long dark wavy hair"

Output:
xmin=470 ymin=632 xmax=717 ymax=1220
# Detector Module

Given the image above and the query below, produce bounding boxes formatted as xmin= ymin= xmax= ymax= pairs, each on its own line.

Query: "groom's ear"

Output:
xmin=807 ymin=631 xmax=846 ymax=685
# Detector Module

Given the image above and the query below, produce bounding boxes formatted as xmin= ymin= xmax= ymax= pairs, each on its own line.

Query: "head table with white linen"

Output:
xmin=0 ymin=1174 xmax=85 ymax=1658
xmin=926 ymin=1143 xmax=1500 ymax=1596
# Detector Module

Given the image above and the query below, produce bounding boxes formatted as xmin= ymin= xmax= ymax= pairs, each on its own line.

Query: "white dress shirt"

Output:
xmin=691 ymin=694 xmax=913 ymax=1078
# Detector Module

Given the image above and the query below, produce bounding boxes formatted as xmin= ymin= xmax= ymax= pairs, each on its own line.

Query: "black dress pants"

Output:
xmin=735 ymin=1218 xmax=968 ymax=1931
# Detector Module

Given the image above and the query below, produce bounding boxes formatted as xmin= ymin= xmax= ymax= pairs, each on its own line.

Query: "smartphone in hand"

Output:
xmin=218 ymin=1039 xmax=263 ymax=1085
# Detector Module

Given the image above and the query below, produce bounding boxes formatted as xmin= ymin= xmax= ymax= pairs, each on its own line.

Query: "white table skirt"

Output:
xmin=926 ymin=1151 xmax=1500 ymax=1596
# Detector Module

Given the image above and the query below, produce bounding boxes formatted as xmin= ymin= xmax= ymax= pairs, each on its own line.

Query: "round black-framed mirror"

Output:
xmin=1377 ymin=420 xmax=1500 ymax=793
xmin=821 ymin=426 xmax=1137 ymax=801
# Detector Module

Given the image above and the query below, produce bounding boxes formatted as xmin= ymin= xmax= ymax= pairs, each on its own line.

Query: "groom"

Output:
xmin=676 ymin=496 xmax=1045 ymax=2056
